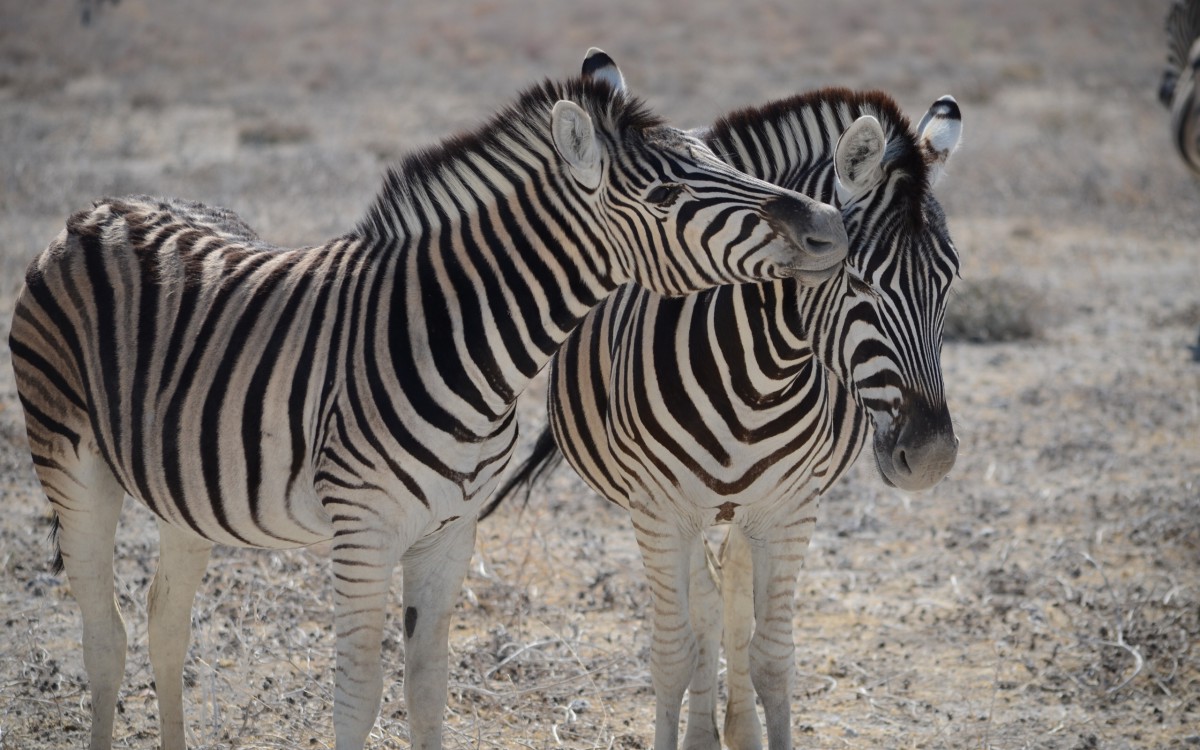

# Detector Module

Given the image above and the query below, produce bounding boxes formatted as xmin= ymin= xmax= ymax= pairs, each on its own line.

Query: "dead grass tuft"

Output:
xmin=944 ymin=277 xmax=1046 ymax=343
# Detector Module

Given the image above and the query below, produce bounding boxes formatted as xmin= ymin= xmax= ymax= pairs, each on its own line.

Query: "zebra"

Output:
xmin=487 ymin=50 xmax=962 ymax=750
xmin=1160 ymin=0 xmax=1200 ymax=175
xmin=8 ymin=73 xmax=851 ymax=750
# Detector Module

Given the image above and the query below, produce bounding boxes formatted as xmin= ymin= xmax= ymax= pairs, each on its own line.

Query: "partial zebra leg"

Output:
xmin=747 ymin=514 xmax=816 ymax=750
xmin=41 ymin=447 xmax=128 ymax=750
xmin=629 ymin=502 xmax=699 ymax=750
xmin=401 ymin=517 xmax=477 ymax=750
xmin=682 ymin=536 xmax=721 ymax=750
xmin=721 ymin=525 xmax=763 ymax=750
xmin=329 ymin=515 xmax=403 ymax=750
xmin=148 ymin=519 xmax=213 ymax=750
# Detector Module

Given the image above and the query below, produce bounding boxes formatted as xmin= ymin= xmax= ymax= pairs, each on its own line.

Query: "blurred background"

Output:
xmin=0 ymin=1 xmax=1197 ymax=748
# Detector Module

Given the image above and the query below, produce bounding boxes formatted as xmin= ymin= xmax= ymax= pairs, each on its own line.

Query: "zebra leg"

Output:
xmin=330 ymin=522 xmax=402 ymax=750
xmin=147 ymin=519 xmax=212 ymax=750
xmin=720 ymin=525 xmax=764 ymax=750
xmin=630 ymin=506 xmax=698 ymax=750
xmin=401 ymin=517 xmax=477 ymax=750
xmin=747 ymin=519 xmax=814 ymax=750
xmin=45 ymin=453 xmax=128 ymax=750
xmin=682 ymin=536 xmax=722 ymax=750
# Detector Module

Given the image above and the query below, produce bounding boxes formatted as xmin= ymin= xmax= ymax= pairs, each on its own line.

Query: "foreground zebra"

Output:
xmin=489 ymin=51 xmax=961 ymax=750
xmin=1160 ymin=0 xmax=1200 ymax=175
xmin=8 ymin=74 xmax=851 ymax=750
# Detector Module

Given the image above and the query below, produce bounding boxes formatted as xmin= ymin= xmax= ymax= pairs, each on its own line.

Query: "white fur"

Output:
xmin=551 ymin=100 xmax=602 ymax=190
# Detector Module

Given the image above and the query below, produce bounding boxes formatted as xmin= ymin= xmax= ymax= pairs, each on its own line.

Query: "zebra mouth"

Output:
xmin=779 ymin=263 xmax=841 ymax=284
xmin=871 ymin=413 xmax=958 ymax=492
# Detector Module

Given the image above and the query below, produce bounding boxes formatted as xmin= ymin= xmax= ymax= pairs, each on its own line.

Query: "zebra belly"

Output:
xmin=111 ymin=421 xmax=333 ymax=549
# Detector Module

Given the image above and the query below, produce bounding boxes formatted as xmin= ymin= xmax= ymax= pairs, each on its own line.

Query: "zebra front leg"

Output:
xmin=721 ymin=524 xmax=763 ymax=750
xmin=401 ymin=517 xmax=477 ymax=750
xmin=47 ymin=456 xmax=128 ymax=750
xmin=682 ymin=536 xmax=722 ymax=750
xmin=148 ymin=519 xmax=213 ymax=750
xmin=630 ymin=504 xmax=699 ymax=750
xmin=747 ymin=517 xmax=815 ymax=750
xmin=329 ymin=522 xmax=402 ymax=750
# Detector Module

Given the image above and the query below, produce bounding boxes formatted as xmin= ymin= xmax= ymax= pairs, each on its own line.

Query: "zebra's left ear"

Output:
xmin=834 ymin=115 xmax=886 ymax=203
xmin=916 ymin=95 xmax=962 ymax=187
xmin=551 ymin=100 xmax=603 ymax=190
xmin=581 ymin=47 xmax=627 ymax=93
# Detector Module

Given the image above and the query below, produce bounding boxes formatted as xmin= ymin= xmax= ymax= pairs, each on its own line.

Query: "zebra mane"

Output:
xmin=708 ymin=87 xmax=930 ymax=223
xmin=357 ymin=77 xmax=664 ymax=239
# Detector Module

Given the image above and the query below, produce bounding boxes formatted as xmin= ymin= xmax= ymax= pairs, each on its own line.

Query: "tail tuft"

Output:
xmin=49 ymin=513 xmax=64 ymax=575
xmin=479 ymin=428 xmax=562 ymax=521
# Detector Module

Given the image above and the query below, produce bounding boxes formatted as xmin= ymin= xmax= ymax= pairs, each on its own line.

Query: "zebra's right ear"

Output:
xmin=551 ymin=100 xmax=603 ymax=190
xmin=834 ymin=115 xmax=886 ymax=202
xmin=581 ymin=47 xmax=627 ymax=93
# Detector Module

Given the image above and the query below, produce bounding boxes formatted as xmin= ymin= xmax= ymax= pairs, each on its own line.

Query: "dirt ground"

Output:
xmin=1 ymin=1 xmax=1198 ymax=748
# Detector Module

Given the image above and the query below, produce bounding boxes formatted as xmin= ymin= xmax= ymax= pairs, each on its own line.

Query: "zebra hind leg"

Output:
xmin=147 ymin=519 xmax=213 ymax=750
xmin=682 ymin=535 xmax=722 ymax=750
xmin=38 ymin=446 xmax=129 ymax=750
xmin=746 ymin=519 xmax=814 ymax=750
xmin=400 ymin=517 xmax=478 ymax=750
xmin=720 ymin=525 xmax=764 ymax=750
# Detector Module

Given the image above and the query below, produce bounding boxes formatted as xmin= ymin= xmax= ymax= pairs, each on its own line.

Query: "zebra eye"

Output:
xmin=846 ymin=272 xmax=877 ymax=297
xmin=646 ymin=183 xmax=684 ymax=206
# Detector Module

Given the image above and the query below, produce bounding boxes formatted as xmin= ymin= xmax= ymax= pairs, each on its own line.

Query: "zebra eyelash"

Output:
xmin=845 ymin=270 xmax=879 ymax=297
xmin=646 ymin=182 xmax=686 ymax=206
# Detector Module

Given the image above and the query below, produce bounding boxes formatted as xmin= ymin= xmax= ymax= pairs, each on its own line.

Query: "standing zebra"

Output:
xmin=8 ymin=74 xmax=850 ymax=750
xmin=489 ymin=51 xmax=961 ymax=750
xmin=1160 ymin=0 xmax=1200 ymax=175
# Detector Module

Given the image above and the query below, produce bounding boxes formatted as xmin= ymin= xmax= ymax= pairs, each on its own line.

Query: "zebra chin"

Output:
xmin=871 ymin=402 xmax=958 ymax=492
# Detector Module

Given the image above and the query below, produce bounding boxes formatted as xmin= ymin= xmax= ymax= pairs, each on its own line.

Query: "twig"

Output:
xmin=1079 ymin=552 xmax=1145 ymax=694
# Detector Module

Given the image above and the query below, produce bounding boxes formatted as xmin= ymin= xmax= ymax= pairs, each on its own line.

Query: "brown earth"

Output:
xmin=1 ymin=1 xmax=1198 ymax=748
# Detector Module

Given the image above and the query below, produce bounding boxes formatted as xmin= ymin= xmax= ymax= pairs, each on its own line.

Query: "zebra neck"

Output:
xmin=718 ymin=281 xmax=819 ymax=390
xmin=362 ymin=176 xmax=619 ymax=421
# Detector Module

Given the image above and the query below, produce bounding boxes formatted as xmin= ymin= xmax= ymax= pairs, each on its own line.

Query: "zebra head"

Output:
xmin=824 ymin=95 xmax=963 ymax=491
xmin=564 ymin=49 xmax=848 ymax=296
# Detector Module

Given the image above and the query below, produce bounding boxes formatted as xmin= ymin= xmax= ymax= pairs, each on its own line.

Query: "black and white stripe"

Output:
xmin=489 ymin=52 xmax=962 ymax=750
xmin=9 ymin=74 xmax=849 ymax=750
xmin=1160 ymin=0 xmax=1200 ymax=175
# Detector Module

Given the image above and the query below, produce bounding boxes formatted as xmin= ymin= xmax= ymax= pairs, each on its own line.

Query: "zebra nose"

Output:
xmin=763 ymin=195 xmax=848 ymax=279
xmin=883 ymin=404 xmax=957 ymax=491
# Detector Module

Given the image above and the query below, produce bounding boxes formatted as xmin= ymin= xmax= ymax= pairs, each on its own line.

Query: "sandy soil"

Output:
xmin=1 ymin=1 xmax=1197 ymax=748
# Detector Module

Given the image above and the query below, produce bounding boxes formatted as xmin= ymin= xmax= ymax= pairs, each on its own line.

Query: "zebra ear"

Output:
xmin=551 ymin=100 xmax=603 ymax=190
xmin=917 ymin=95 xmax=962 ymax=187
xmin=834 ymin=115 xmax=886 ymax=201
xmin=581 ymin=47 xmax=627 ymax=93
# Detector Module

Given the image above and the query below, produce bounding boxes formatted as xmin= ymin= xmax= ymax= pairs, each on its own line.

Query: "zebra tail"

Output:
xmin=49 ymin=513 xmax=64 ymax=575
xmin=478 ymin=428 xmax=562 ymax=521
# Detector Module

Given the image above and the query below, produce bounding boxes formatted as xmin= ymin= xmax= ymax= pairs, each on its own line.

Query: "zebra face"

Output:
xmin=829 ymin=99 xmax=963 ymax=492
xmin=569 ymin=48 xmax=848 ymax=297
xmin=608 ymin=130 xmax=849 ymax=295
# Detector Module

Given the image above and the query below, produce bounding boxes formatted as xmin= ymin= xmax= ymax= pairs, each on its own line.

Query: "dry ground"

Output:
xmin=1 ymin=1 xmax=1198 ymax=748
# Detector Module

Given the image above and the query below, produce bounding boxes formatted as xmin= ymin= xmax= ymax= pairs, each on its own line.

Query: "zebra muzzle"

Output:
xmin=762 ymin=194 xmax=849 ymax=283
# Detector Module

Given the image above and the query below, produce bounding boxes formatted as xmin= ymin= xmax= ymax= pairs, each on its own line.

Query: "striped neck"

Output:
xmin=347 ymin=79 xmax=678 ymax=425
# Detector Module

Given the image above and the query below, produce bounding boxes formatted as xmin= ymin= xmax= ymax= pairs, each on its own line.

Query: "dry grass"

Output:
xmin=944 ymin=278 xmax=1046 ymax=344
xmin=2 ymin=1 xmax=1199 ymax=749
